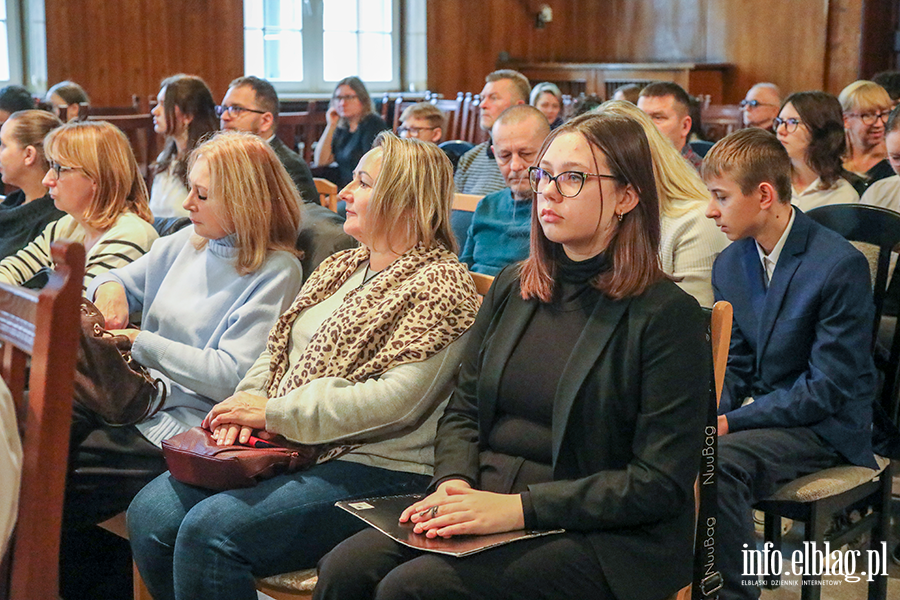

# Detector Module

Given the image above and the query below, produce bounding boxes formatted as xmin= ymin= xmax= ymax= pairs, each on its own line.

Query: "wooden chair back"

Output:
xmin=1 ymin=241 xmax=83 ymax=600
xmin=314 ymin=178 xmax=339 ymax=213
xmin=470 ymin=272 xmax=494 ymax=302
xmin=452 ymin=193 xmax=481 ymax=213
xmin=87 ymin=114 xmax=159 ymax=188
xmin=431 ymin=93 xmax=465 ymax=141
xmin=700 ymin=104 xmax=743 ymax=142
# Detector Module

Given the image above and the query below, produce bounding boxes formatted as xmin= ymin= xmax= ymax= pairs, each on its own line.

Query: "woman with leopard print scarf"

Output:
xmin=129 ymin=133 xmax=480 ymax=600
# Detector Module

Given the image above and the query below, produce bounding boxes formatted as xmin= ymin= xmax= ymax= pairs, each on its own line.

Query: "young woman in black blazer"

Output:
xmin=313 ymin=111 xmax=710 ymax=600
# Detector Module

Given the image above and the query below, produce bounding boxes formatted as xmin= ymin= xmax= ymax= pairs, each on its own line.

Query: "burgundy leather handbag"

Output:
xmin=162 ymin=427 xmax=344 ymax=490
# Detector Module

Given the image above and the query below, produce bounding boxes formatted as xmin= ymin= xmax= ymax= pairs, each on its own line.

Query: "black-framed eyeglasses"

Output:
xmin=215 ymin=105 xmax=266 ymax=118
xmin=740 ymin=99 xmax=777 ymax=109
xmin=773 ymin=117 xmax=803 ymax=133
xmin=398 ymin=125 xmax=437 ymax=136
xmin=48 ymin=160 xmax=81 ymax=179
xmin=845 ymin=110 xmax=891 ymax=126
xmin=528 ymin=167 xmax=620 ymax=198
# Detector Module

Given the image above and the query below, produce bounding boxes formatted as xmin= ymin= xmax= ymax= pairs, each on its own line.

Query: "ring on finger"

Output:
xmin=430 ymin=505 xmax=439 ymax=518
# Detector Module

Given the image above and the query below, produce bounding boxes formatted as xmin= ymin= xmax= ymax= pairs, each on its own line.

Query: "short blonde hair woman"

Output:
xmin=597 ymin=100 xmax=728 ymax=306
xmin=0 ymin=120 xmax=157 ymax=290
xmin=0 ymin=109 xmax=64 ymax=259
xmin=129 ymin=133 xmax=480 ymax=600
xmin=839 ymin=80 xmax=894 ymax=183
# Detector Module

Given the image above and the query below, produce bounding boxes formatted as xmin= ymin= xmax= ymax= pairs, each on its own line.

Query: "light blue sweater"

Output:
xmin=87 ymin=226 xmax=303 ymax=446
xmin=459 ymin=187 xmax=531 ymax=276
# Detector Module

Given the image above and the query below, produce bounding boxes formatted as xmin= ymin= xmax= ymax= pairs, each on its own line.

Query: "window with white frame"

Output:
xmin=244 ymin=0 xmax=401 ymax=94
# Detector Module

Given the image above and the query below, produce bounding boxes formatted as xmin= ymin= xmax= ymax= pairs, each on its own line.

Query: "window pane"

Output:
xmin=244 ymin=0 xmax=263 ymax=29
xmin=359 ymin=0 xmax=391 ymax=33
xmin=244 ymin=28 xmax=265 ymax=76
xmin=323 ymin=32 xmax=358 ymax=81
xmin=358 ymin=33 xmax=391 ymax=82
xmin=0 ymin=25 xmax=10 ymax=82
xmin=264 ymin=0 xmax=302 ymax=29
xmin=323 ymin=0 xmax=357 ymax=32
xmin=264 ymin=30 xmax=303 ymax=81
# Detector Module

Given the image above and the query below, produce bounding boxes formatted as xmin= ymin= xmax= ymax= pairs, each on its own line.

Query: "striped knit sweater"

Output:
xmin=453 ymin=141 xmax=507 ymax=195
xmin=0 ymin=212 xmax=158 ymax=292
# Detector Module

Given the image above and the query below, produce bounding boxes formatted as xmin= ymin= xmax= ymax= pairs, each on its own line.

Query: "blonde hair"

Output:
xmin=839 ymin=80 xmax=892 ymax=113
xmin=43 ymin=121 xmax=152 ymax=229
xmin=596 ymin=100 xmax=708 ymax=218
xmin=188 ymin=131 xmax=302 ymax=275
xmin=369 ymin=133 xmax=456 ymax=252
xmin=7 ymin=109 xmax=62 ymax=171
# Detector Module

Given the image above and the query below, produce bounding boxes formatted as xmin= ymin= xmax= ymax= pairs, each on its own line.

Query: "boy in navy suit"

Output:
xmin=702 ymin=128 xmax=876 ymax=599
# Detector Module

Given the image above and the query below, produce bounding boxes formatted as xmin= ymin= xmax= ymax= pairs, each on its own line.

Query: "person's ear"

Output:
xmin=260 ymin=111 xmax=275 ymax=134
xmin=758 ymin=181 xmax=777 ymax=210
xmin=432 ymin=127 xmax=443 ymax=143
xmin=616 ymin=183 xmax=640 ymax=217
xmin=22 ymin=145 xmax=37 ymax=167
xmin=682 ymin=115 xmax=693 ymax=139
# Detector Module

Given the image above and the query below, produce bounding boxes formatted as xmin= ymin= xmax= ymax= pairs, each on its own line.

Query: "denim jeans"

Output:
xmin=127 ymin=459 xmax=430 ymax=600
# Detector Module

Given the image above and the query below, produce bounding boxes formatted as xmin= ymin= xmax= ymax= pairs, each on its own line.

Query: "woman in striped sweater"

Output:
xmin=0 ymin=120 xmax=157 ymax=291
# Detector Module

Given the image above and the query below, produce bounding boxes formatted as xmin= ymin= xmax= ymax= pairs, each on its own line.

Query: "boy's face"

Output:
xmin=704 ymin=173 xmax=765 ymax=242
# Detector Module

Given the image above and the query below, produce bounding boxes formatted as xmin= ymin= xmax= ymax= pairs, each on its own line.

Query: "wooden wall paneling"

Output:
xmin=705 ymin=0 xmax=831 ymax=103
xmin=45 ymin=0 xmax=243 ymax=108
xmin=826 ymin=0 xmax=864 ymax=93
xmin=858 ymin=0 xmax=899 ymax=77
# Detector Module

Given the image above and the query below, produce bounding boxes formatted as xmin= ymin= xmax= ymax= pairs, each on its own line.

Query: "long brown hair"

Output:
xmin=520 ymin=112 xmax=666 ymax=302
xmin=154 ymin=74 xmax=218 ymax=186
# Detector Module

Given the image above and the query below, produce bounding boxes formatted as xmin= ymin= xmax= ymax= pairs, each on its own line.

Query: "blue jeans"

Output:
xmin=127 ymin=460 xmax=430 ymax=600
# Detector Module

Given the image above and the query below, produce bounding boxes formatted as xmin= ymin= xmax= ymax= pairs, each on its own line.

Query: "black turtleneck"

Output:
xmin=483 ymin=251 xmax=609 ymax=494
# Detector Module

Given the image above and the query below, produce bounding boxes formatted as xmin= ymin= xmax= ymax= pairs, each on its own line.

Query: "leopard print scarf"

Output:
xmin=265 ymin=243 xmax=478 ymax=398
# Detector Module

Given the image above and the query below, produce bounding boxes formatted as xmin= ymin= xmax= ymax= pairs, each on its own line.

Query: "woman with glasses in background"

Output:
xmin=0 ymin=120 xmax=157 ymax=290
xmin=775 ymin=91 xmax=860 ymax=211
xmin=314 ymin=76 xmax=389 ymax=190
xmin=149 ymin=74 xmax=218 ymax=218
xmin=313 ymin=112 xmax=708 ymax=600
xmin=840 ymin=80 xmax=894 ymax=186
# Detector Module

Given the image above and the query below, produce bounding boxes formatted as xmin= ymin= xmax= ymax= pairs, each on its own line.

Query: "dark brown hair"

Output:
xmin=155 ymin=74 xmax=218 ymax=186
xmin=782 ymin=91 xmax=848 ymax=188
xmin=520 ymin=112 xmax=666 ymax=302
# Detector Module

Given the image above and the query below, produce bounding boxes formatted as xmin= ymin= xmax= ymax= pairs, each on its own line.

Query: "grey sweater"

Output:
xmin=237 ymin=265 xmax=468 ymax=476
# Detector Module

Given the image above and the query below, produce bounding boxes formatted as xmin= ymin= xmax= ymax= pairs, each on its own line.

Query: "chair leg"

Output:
xmin=762 ymin=513 xmax=782 ymax=588
xmin=868 ymin=469 xmax=892 ymax=600
xmin=800 ymin=504 xmax=826 ymax=600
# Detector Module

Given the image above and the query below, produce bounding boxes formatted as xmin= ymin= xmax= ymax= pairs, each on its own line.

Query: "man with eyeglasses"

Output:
xmin=454 ymin=69 xmax=530 ymax=195
xmin=458 ymin=106 xmax=550 ymax=275
xmin=740 ymin=83 xmax=781 ymax=131
xmin=398 ymin=102 xmax=444 ymax=144
xmin=218 ymin=76 xmax=318 ymax=205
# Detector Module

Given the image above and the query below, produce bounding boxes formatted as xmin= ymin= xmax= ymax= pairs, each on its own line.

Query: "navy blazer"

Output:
xmin=433 ymin=267 xmax=709 ymax=600
xmin=712 ymin=208 xmax=877 ymax=468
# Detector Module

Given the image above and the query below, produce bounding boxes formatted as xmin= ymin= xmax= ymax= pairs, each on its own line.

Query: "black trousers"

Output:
xmin=61 ymin=403 xmax=168 ymax=599
xmin=717 ymin=427 xmax=843 ymax=600
xmin=313 ymin=528 xmax=615 ymax=600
